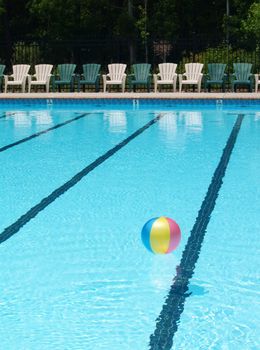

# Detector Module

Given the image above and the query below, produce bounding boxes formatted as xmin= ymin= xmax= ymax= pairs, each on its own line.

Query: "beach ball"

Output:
xmin=141 ymin=217 xmax=181 ymax=254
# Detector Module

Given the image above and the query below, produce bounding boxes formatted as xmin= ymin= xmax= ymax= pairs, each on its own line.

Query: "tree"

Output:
xmin=242 ymin=2 xmax=260 ymax=42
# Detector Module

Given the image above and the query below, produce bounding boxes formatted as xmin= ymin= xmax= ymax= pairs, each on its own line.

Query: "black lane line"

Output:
xmin=149 ymin=114 xmax=244 ymax=350
xmin=0 ymin=113 xmax=165 ymax=244
xmin=0 ymin=113 xmax=91 ymax=153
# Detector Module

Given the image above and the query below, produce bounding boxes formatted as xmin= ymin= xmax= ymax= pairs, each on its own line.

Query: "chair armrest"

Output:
xmin=128 ymin=74 xmax=134 ymax=81
xmin=178 ymin=74 xmax=183 ymax=83
xmin=4 ymin=74 xmax=14 ymax=82
xmin=230 ymin=74 xmax=236 ymax=82
xmin=29 ymin=74 xmax=37 ymax=81
xmin=255 ymin=74 xmax=259 ymax=82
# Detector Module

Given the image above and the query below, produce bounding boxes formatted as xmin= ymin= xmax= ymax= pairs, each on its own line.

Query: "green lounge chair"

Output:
xmin=231 ymin=63 xmax=254 ymax=92
xmin=52 ymin=64 xmax=76 ymax=92
xmin=129 ymin=63 xmax=152 ymax=92
xmin=0 ymin=64 xmax=5 ymax=92
xmin=77 ymin=64 xmax=101 ymax=92
xmin=205 ymin=63 xmax=227 ymax=92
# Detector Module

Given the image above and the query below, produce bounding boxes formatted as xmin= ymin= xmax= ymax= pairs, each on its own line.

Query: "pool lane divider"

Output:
xmin=0 ymin=112 xmax=91 ymax=153
xmin=149 ymin=114 xmax=244 ymax=350
xmin=0 ymin=113 xmax=165 ymax=244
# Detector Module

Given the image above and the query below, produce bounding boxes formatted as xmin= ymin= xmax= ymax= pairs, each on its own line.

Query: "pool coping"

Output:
xmin=0 ymin=92 xmax=260 ymax=100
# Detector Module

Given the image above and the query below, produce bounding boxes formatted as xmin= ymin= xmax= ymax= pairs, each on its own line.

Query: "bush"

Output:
xmin=178 ymin=45 xmax=260 ymax=73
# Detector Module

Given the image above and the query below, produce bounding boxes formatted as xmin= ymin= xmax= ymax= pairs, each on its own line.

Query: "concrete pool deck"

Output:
xmin=0 ymin=92 xmax=259 ymax=100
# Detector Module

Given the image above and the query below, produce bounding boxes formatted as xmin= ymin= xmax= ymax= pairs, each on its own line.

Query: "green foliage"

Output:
xmin=242 ymin=2 xmax=260 ymax=41
xmin=178 ymin=45 xmax=260 ymax=73
xmin=12 ymin=41 xmax=41 ymax=66
xmin=135 ymin=4 xmax=149 ymax=43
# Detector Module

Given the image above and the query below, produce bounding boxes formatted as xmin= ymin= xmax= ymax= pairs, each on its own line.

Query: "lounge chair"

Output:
xmin=77 ymin=64 xmax=101 ymax=92
xmin=179 ymin=63 xmax=204 ymax=92
xmin=153 ymin=63 xmax=177 ymax=92
xmin=4 ymin=64 xmax=30 ymax=93
xmin=0 ymin=64 xmax=5 ymax=92
xmin=103 ymin=64 xmax=127 ymax=92
xmin=231 ymin=63 xmax=254 ymax=92
xmin=255 ymin=74 xmax=260 ymax=92
xmin=129 ymin=63 xmax=151 ymax=92
xmin=28 ymin=64 xmax=53 ymax=92
xmin=52 ymin=64 xmax=76 ymax=92
xmin=204 ymin=63 xmax=227 ymax=92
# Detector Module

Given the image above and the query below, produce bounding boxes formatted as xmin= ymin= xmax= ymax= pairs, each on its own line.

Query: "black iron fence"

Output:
xmin=0 ymin=37 xmax=259 ymax=75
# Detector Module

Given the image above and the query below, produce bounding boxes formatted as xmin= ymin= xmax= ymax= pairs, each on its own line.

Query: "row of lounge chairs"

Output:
xmin=0 ymin=63 xmax=259 ymax=93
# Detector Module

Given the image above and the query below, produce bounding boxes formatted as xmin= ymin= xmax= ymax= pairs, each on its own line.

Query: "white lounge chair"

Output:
xmin=103 ymin=64 xmax=127 ymax=92
xmin=255 ymin=74 xmax=260 ymax=92
xmin=28 ymin=64 xmax=53 ymax=92
xmin=179 ymin=63 xmax=203 ymax=92
xmin=4 ymin=64 xmax=30 ymax=93
xmin=153 ymin=63 xmax=177 ymax=92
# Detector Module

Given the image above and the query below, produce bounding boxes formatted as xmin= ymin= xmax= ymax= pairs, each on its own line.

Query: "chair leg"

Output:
xmin=173 ymin=81 xmax=177 ymax=92
xmin=154 ymin=82 xmax=157 ymax=93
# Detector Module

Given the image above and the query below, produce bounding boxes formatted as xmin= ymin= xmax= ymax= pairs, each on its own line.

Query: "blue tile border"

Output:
xmin=0 ymin=98 xmax=260 ymax=107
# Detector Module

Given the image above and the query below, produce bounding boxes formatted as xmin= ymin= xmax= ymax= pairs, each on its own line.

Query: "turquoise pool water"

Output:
xmin=0 ymin=101 xmax=259 ymax=349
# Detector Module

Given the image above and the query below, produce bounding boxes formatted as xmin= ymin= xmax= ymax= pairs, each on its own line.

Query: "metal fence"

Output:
xmin=0 ymin=37 xmax=259 ymax=75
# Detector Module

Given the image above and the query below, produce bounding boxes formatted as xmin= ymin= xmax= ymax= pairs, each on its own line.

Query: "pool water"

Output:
xmin=0 ymin=102 xmax=259 ymax=349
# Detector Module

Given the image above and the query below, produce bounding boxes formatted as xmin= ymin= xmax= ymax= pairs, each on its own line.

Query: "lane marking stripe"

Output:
xmin=0 ymin=113 xmax=165 ymax=244
xmin=149 ymin=114 xmax=244 ymax=350
xmin=0 ymin=113 xmax=91 ymax=153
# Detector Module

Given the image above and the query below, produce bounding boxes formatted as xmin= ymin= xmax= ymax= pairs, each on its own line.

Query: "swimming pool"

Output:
xmin=0 ymin=100 xmax=259 ymax=349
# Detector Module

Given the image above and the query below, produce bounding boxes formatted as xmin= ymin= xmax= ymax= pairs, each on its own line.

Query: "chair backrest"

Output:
xmin=132 ymin=63 xmax=151 ymax=81
xmin=57 ymin=64 xmax=76 ymax=81
xmin=82 ymin=64 xmax=101 ymax=82
xmin=0 ymin=64 xmax=6 ymax=76
xmin=158 ymin=63 xmax=177 ymax=80
xmin=185 ymin=63 xmax=203 ymax=80
xmin=12 ymin=64 xmax=30 ymax=81
xmin=35 ymin=64 xmax=53 ymax=81
xmin=207 ymin=63 xmax=226 ymax=80
xmin=233 ymin=63 xmax=252 ymax=80
xmin=108 ymin=64 xmax=127 ymax=81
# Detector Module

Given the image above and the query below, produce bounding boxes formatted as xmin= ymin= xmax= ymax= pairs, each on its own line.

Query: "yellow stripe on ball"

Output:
xmin=150 ymin=217 xmax=170 ymax=254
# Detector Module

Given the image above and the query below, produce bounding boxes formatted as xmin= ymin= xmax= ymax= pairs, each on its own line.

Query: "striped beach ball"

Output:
xmin=141 ymin=217 xmax=181 ymax=254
